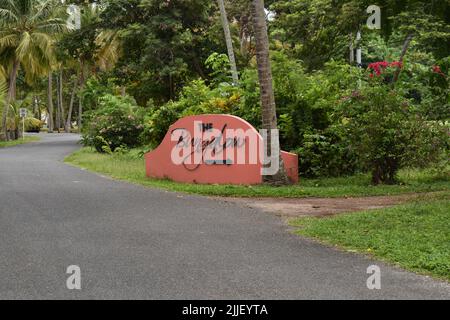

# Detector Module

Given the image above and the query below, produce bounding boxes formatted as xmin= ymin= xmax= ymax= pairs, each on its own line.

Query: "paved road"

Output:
xmin=0 ymin=134 xmax=449 ymax=299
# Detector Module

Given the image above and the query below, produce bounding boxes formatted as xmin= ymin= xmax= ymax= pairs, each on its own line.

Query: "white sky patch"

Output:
xmin=265 ymin=8 xmax=276 ymax=21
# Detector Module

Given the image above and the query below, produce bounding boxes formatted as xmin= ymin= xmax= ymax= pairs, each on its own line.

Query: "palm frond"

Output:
xmin=16 ymin=31 xmax=31 ymax=60
xmin=0 ymin=8 xmax=18 ymax=24
xmin=36 ymin=19 xmax=69 ymax=35
xmin=95 ymin=30 xmax=122 ymax=71
xmin=0 ymin=0 xmax=18 ymax=15
xmin=0 ymin=0 xmax=66 ymax=86
xmin=0 ymin=64 xmax=6 ymax=82
xmin=29 ymin=0 xmax=53 ymax=23
xmin=0 ymin=33 xmax=19 ymax=48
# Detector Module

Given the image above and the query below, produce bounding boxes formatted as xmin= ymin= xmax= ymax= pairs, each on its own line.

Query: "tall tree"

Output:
xmin=0 ymin=0 xmax=67 ymax=140
xmin=251 ymin=0 xmax=289 ymax=185
xmin=58 ymin=2 xmax=103 ymax=131
xmin=98 ymin=0 xmax=214 ymax=105
xmin=217 ymin=0 xmax=239 ymax=84
xmin=58 ymin=70 xmax=65 ymax=131
xmin=65 ymin=76 xmax=77 ymax=132
xmin=47 ymin=72 xmax=54 ymax=132
xmin=0 ymin=74 xmax=6 ymax=123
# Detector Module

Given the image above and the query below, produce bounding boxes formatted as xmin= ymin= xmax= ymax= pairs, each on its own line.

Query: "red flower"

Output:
xmin=389 ymin=61 xmax=403 ymax=68
xmin=432 ymin=65 xmax=446 ymax=77
xmin=368 ymin=60 xmax=403 ymax=79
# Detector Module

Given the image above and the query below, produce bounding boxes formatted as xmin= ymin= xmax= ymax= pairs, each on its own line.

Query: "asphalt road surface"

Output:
xmin=0 ymin=134 xmax=449 ymax=299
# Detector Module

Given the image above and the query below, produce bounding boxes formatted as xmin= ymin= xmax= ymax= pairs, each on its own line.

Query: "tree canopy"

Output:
xmin=0 ymin=0 xmax=448 ymax=184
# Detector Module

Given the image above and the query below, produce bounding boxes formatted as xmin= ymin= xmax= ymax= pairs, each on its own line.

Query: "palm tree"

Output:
xmin=65 ymin=74 xmax=77 ymax=133
xmin=61 ymin=26 xmax=121 ymax=133
xmin=95 ymin=30 xmax=122 ymax=72
xmin=47 ymin=71 xmax=54 ymax=132
xmin=71 ymin=3 xmax=101 ymax=132
xmin=0 ymin=76 xmax=6 ymax=139
xmin=251 ymin=0 xmax=289 ymax=184
xmin=0 ymin=0 xmax=68 ymax=140
xmin=217 ymin=0 xmax=239 ymax=84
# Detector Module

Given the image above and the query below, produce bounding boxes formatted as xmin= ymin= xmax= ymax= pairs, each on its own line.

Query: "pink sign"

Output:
xmin=145 ymin=115 xmax=298 ymax=185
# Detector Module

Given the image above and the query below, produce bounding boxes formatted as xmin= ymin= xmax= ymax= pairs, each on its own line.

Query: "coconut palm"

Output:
xmin=0 ymin=0 xmax=68 ymax=140
xmin=217 ymin=0 xmax=239 ymax=84
xmin=0 ymin=75 xmax=5 ymax=123
xmin=251 ymin=0 xmax=289 ymax=184
xmin=63 ymin=2 xmax=103 ymax=131
xmin=95 ymin=30 xmax=121 ymax=72
xmin=0 ymin=76 xmax=7 ymax=139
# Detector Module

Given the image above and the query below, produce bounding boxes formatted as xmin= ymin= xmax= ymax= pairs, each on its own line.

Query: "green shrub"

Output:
xmin=80 ymin=77 xmax=117 ymax=112
xmin=205 ymin=52 xmax=234 ymax=85
xmin=257 ymin=54 xmax=362 ymax=150
xmin=336 ymin=79 xmax=449 ymax=185
xmin=295 ymin=129 xmax=361 ymax=178
xmin=142 ymin=55 xmax=367 ymax=180
xmin=24 ymin=117 xmax=43 ymax=133
xmin=143 ymin=79 xmax=243 ymax=147
xmin=83 ymin=94 xmax=145 ymax=152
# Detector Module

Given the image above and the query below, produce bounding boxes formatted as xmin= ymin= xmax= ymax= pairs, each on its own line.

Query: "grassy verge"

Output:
xmin=290 ymin=197 xmax=450 ymax=281
xmin=0 ymin=135 xmax=40 ymax=148
xmin=65 ymin=147 xmax=450 ymax=198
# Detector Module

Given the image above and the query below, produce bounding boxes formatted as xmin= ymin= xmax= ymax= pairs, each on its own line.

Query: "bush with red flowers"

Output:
xmin=335 ymin=83 xmax=448 ymax=185
xmin=368 ymin=61 xmax=403 ymax=79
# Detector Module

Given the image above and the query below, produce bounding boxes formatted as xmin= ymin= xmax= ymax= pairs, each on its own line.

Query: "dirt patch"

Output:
xmin=214 ymin=194 xmax=427 ymax=218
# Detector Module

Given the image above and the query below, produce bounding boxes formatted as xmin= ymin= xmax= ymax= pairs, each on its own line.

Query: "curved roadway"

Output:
xmin=0 ymin=134 xmax=448 ymax=299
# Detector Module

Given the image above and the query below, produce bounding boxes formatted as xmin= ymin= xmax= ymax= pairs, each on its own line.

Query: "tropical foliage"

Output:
xmin=1 ymin=0 xmax=448 ymax=184
xmin=0 ymin=0 xmax=68 ymax=138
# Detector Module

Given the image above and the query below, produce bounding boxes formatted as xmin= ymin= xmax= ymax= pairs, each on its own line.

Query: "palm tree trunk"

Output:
xmin=239 ymin=15 xmax=249 ymax=56
xmin=38 ymin=97 xmax=41 ymax=123
xmin=349 ymin=33 xmax=354 ymax=64
xmin=47 ymin=72 xmax=54 ymax=133
xmin=217 ymin=0 xmax=239 ymax=84
xmin=65 ymin=77 xmax=78 ymax=133
xmin=251 ymin=0 xmax=289 ymax=185
xmin=59 ymin=70 xmax=65 ymax=131
xmin=78 ymin=61 xmax=85 ymax=132
xmin=33 ymin=95 xmax=38 ymax=118
xmin=1 ymin=60 xmax=19 ymax=141
xmin=78 ymin=99 xmax=82 ymax=132
xmin=56 ymin=73 xmax=61 ymax=132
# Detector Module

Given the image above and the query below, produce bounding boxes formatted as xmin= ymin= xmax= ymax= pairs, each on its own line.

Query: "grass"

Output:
xmin=0 ymin=135 xmax=40 ymax=148
xmin=65 ymin=147 xmax=450 ymax=198
xmin=289 ymin=197 xmax=450 ymax=280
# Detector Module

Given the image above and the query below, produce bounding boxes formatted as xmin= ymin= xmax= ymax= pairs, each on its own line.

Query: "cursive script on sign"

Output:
xmin=171 ymin=123 xmax=248 ymax=171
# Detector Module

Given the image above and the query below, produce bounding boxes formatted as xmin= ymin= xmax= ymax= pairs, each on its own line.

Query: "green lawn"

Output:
xmin=0 ymin=135 xmax=40 ymax=148
xmin=290 ymin=198 xmax=450 ymax=280
xmin=65 ymin=147 xmax=450 ymax=198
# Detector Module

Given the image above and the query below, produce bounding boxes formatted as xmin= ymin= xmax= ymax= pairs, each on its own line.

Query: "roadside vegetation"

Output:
xmin=290 ymin=196 xmax=450 ymax=281
xmin=1 ymin=1 xmax=448 ymax=187
xmin=0 ymin=136 xmax=40 ymax=148
xmin=65 ymin=147 xmax=449 ymax=198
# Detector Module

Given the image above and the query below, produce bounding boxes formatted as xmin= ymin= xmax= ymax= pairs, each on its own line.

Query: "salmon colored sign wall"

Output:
xmin=145 ymin=115 xmax=299 ymax=185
